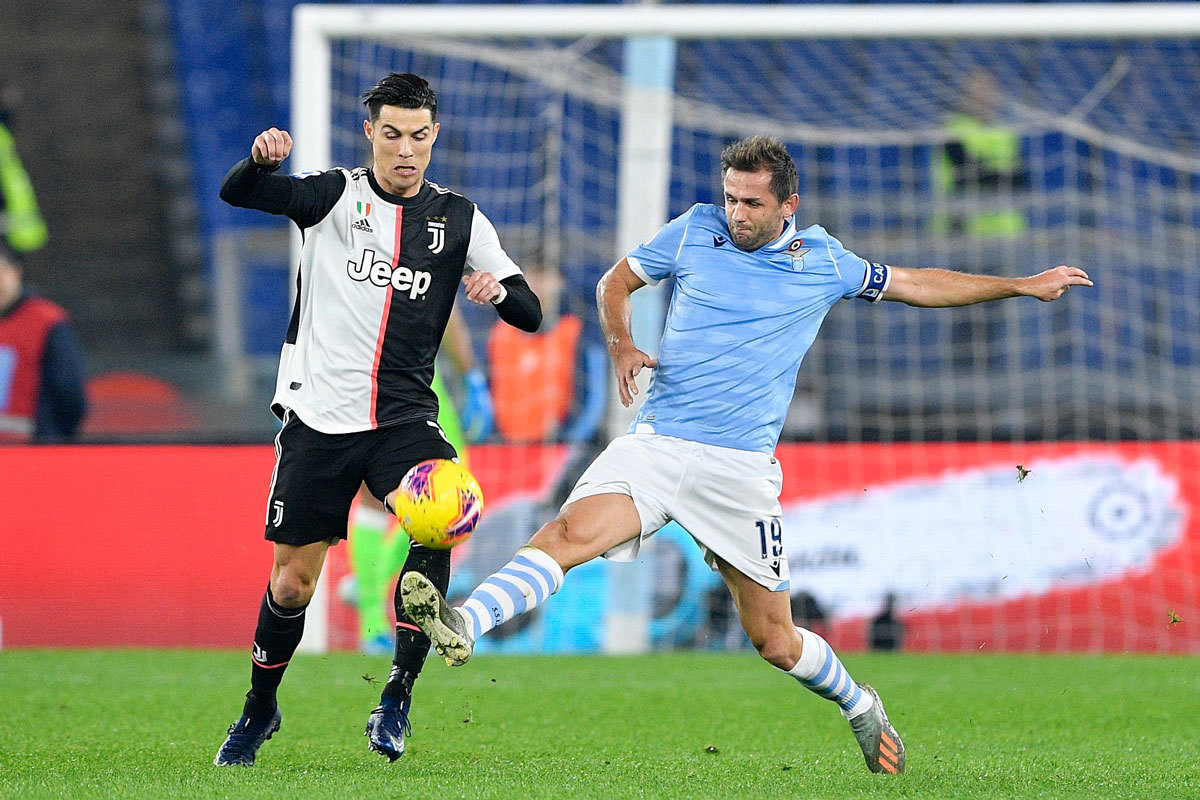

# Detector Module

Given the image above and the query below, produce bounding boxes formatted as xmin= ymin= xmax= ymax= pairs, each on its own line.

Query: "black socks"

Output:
xmin=243 ymin=584 xmax=308 ymax=719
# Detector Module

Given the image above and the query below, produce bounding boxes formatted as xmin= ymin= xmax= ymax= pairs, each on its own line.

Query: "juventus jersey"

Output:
xmin=227 ymin=161 xmax=523 ymax=433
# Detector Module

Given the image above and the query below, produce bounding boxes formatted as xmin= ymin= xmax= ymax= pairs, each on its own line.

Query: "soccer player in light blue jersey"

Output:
xmin=401 ymin=136 xmax=1092 ymax=775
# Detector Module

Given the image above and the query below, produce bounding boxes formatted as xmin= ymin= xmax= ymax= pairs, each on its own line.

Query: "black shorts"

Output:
xmin=264 ymin=411 xmax=458 ymax=546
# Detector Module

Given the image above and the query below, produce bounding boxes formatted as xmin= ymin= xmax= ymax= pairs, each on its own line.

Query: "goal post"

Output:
xmin=291 ymin=4 xmax=1200 ymax=655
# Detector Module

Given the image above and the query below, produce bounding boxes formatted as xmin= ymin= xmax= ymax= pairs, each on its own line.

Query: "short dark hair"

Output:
xmin=720 ymin=136 xmax=798 ymax=203
xmin=361 ymin=73 xmax=438 ymax=122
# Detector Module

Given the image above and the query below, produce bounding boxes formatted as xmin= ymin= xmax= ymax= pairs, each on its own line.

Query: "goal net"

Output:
xmin=295 ymin=4 xmax=1200 ymax=654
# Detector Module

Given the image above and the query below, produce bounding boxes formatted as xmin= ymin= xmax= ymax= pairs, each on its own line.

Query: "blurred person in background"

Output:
xmin=934 ymin=67 xmax=1029 ymax=239
xmin=0 ymin=83 xmax=49 ymax=254
xmin=487 ymin=264 xmax=606 ymax=445
xmin=867 ymin=592 xmax=904 ymax=652
xmin=345 ymin=305 xmax=493 ymax=656
xmin=0 ymin=240 xmax=86 ymax=443
xmin=213 ymin=72 xmax=540 ymax=768
xmin=935 ymin=68 xmax=1032 ymax=372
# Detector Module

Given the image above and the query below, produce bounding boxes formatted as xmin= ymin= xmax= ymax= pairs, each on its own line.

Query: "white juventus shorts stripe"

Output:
xmin=563 ymin=433 xmax=789 ymax=591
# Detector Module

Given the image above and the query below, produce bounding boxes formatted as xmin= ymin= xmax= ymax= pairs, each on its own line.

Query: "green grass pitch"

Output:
xmin=2 ymin=649 xmax=1198 ymax=799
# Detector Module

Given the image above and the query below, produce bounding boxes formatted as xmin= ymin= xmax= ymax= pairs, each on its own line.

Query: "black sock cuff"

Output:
xmin=243 ymin=688 xmax=278 ymax=719
xmin=381 ymin=667 xmax=418 ymax=702
xmin=265 ymin=583 xmax=308 ymax=619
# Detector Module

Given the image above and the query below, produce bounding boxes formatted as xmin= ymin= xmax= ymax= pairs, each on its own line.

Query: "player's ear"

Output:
xmin=363 ymin=118 xmax=374 ymax=142
xmin=782 ymin=193 xmax=800 ymax=218
xmin=430 ymin=121 xmax=440 ymax=144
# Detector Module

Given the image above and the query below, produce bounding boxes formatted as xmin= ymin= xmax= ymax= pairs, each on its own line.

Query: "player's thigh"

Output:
xmin=531 ymin=492 xmax=645 ymax=570
xmin=557 ymin=434 xmax=679 ymax=561
xmin=671 ymin=444 xmax=788 ymax=592
xmin=265 ymin=412 xmax=370 ymax=546
xmin=362 ymin=418 xmax=458 ymax=502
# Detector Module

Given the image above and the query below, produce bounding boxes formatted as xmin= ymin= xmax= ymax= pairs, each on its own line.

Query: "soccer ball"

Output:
xmin=393 ymin=458 xmax=484 ymax=549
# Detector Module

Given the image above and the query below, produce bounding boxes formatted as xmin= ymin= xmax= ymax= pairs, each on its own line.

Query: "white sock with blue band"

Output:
xmin=787 ymin=626 xmax=874 ymax=719
xmin=458 ymin=545 xmax=565 ymax=641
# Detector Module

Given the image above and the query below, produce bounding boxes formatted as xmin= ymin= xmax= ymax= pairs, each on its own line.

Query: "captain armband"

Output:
xmin=857 ymin=262 xmax=892 ymax=303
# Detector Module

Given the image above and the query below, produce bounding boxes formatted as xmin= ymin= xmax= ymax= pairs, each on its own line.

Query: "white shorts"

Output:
xmin=563 ymin=433 xmax=789 ymax=591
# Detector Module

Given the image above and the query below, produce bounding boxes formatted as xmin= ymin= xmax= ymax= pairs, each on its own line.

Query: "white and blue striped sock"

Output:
xmin=458 ymin=546 xmax=564 ymax=641
xmin=787 ymin=627 xmax=874 ymax=719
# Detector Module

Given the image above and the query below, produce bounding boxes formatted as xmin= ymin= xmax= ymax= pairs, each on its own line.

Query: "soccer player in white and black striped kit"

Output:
xmin=213 ymin=73 xmax=541 ymax=766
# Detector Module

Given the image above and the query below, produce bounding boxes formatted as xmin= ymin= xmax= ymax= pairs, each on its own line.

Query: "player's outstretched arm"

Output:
xmin=598 ymin=258 xmax=657 ymax=407
xmin=883 ymin=265 xmax=1093 ymax=307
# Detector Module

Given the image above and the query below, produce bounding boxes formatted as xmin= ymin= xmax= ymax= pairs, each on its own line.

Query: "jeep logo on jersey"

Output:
xmin=427 ymin=219 xmax=445 ymax=254
xmin=347 ymin=249 xmax=433 ymax=299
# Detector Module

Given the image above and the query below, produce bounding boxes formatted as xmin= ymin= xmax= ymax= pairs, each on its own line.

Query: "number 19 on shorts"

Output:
xmin=756 ymin=519 xmax=783 ymax=560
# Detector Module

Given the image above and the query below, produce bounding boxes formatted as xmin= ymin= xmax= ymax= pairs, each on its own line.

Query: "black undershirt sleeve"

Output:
xmin=492 ymin=275 xmax=542 ymax=333
xmin=219 ymin=157 xmax=346 ymax=229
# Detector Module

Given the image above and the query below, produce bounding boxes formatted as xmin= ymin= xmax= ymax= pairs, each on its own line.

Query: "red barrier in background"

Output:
xmin=2 ymin=443 xmax=1197 ymax=651
xmin=0 ymin=446 xmax=277 ymax=647
xmin=0 ymin=444 xmax=572 ymax=649
xmin=772 ymin=442 xmax=1200 ymax=653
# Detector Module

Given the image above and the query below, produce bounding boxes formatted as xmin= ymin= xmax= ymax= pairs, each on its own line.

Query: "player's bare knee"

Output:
xmin=529 ymin=516 xmax=587 ymax=572
xmin=271 ymin=571 xmax=317 ymax=607
xmin=750 ymin=627 xmax=795 ymax=670
xmin=529 ymin=517 xmax=563 ymax=547
xmin=530 ymin=517 xmax=568 ymax=553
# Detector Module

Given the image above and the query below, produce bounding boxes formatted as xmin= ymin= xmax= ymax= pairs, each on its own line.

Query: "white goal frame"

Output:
xmin=291 ymin=2 xmax=1200 ymax=247
xmin=292 ymin=2 xmax=1200 ymax=172
xmin=291 ymin=3 xmax=1200 ymax=654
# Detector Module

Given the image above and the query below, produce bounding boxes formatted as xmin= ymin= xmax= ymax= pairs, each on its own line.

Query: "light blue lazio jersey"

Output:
xmin=626 ymin=204 xmax=890 ymax=454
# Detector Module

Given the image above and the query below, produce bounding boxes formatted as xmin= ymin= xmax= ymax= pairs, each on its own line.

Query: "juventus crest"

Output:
xmin=427 ymin=219 xmax=445 ymax=254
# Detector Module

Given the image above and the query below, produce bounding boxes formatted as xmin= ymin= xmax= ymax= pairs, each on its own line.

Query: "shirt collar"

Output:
xmin=761 ymin=216 xmax=799 ymax=252
xmin=366 ymin=170 xmax=431 ymax=206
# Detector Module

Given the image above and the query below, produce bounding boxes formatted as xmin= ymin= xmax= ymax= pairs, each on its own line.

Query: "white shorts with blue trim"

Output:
xmin=563 ymin=431 xmax=790 ymax=591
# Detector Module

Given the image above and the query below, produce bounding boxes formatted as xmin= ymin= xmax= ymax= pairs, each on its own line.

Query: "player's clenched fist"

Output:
xmin=252 ymin=127 xmax=293 ymax=167
xmin=461 ymin=271 xmax=502 ymax=305
xmin=611 ymin=342 xmax=658 ymax=407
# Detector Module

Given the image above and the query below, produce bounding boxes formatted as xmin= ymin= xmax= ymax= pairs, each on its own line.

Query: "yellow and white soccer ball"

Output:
xmin=393 ymin=458 xmax=484 ymax=549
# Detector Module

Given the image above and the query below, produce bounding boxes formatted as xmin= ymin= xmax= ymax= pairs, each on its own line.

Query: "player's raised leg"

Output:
xmin=215 ymin=540 xmax=328 ymax=766
xmin=714 ymin=557 xmax=905 ymax=775
xmin=401 ymin=492 xmax=643 ymax=665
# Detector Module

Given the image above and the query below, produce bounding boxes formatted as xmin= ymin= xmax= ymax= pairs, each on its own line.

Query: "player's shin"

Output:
xmin=245 ymin=584 xmax=308 ymax=718
xmin=785 ymin=626 xmax=874 ymax=719
xmin=458 ymin=545 xmax=565 ymax=641
xmin=381 ymin=542 xmax=451 ymax=702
